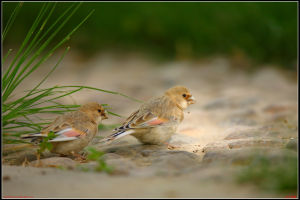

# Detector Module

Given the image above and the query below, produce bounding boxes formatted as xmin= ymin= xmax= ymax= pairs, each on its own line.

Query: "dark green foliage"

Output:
xmin=3 ymin=2 xmax=297 ymax=68
xmin=237 ymin=154 xmax=298 ymax=193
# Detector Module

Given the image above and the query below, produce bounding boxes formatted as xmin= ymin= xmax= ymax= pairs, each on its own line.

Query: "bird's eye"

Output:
xmin=182 ymin=94 xmax=187 ymax=98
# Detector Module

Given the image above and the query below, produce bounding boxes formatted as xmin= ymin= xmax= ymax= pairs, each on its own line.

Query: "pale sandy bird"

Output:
xmin=100 ymin=86 xmax=195 ymax=146
xmin=21 ymin=102 xmax=108 ymax=157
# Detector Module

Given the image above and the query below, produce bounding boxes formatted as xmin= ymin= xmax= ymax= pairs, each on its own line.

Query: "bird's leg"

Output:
xmin=79 ymin=150 xmax=88 ymax=158
xmin=35 ymin=151 xmax=42 ymax=167
xmin=71 ymin=151 xmax=87 ymax=163
xmin=22 ymin=157 xmax=30 ymax=167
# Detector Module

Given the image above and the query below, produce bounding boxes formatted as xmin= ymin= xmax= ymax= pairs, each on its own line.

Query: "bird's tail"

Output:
xmin=99 ymin=129 xmax=135 ymax=144
xmin=20 ymin=132 xmax=46 ymax=139
xmin=3 ymin=133 xmax=44 ymax=153
xmin=20 ymin=132 xmax=46 ymax=143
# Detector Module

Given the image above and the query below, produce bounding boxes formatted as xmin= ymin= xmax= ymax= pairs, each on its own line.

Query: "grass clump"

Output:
xmin=2 ymin=2 xmax=141 ymax=145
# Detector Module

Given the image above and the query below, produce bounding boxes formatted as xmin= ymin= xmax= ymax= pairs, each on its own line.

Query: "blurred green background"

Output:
xmin=2 ymin=2 xmax=297 ymax=69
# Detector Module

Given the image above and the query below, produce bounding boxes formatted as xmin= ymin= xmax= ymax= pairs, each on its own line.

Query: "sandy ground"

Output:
xmin=2 ymin=51 xmax=298 ymax=198
xmin=3 ymin=165 xmax=272 ymax=198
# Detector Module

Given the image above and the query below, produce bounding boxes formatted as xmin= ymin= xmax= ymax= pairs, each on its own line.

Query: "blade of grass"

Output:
xmin=4 ymin=3 xmax=71 ymax=94
xmin=3 ymin=2 xmax=73 ymax=91
xmin=27 ymin=3 xmax=74 ymax=59
xmin=22 ymin=115 xmax=43 ymax=130
xmin=2 ymin=49 xmax=13 ymax=65
xmin=107 ymin=111 xmax=124 ymax=118
xmin=8 ymin=3 xmax=74 ymax=90
xmin=4 ymin=121 xmax=41 ymax=132
xmin=3 ymin=87 xmax=56 ymax=121
xmin=2 ymin=3 xmax=48 ymax=91
xmin=2 ymin=2 xmax=23 ymax=40
xmin=29 ymin=86 xmax=82 ymax=108
xmin=14 ymin=6 xmax=91 ymax=89
xmin=28 ymin=46 xmax=71 ymax=102
xmin=3 ymin=3 xmax=56 ymax=91
xmin=2 ymin=3 xmax=84 ymax=101
xmin=3 ymin=86 xmax=68 ymax=113
xmin=57 ymin=85 xmax=143 ymax=103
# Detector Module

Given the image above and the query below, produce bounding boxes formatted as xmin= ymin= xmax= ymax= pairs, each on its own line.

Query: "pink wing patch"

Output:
xmin=49 ymin=128 xmax=86 ymax=142
xmin=63 ymin=129 xmax=82 ymax=137
xmin=147 ymin=118 xmax=168 ymax=126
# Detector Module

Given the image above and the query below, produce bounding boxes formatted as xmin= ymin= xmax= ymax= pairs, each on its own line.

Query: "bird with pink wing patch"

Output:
xmin=100 ymin=86 xmax=195 ymax=148
xmin=21 ymin=102 xmax=108 ymax=159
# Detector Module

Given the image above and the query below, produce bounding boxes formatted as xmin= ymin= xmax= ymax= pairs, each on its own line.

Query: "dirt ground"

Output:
xmin=2 ymin=51 xmax=298 ymax=198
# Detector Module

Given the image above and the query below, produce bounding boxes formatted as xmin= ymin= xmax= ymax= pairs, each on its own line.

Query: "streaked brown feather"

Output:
xmin=114 ymin=95 xmax=183 ymax=132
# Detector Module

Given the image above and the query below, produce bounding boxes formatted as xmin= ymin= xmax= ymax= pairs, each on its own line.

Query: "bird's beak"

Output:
xmin=102 ymin=110 xmax=108 ymax=120
xmin=187 ymin=95 xmax=196 ymax=104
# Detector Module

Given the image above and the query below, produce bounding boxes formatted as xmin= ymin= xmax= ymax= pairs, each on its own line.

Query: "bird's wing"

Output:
xmin=101 ymin=111 xmax=169 ymax=143
xmin=48 ymin=127 xmax=89 ymax=142
xmin=42 ymin=112 xmax=94 ymax=142
xmin=21 ymin=126 xmax=88 ymax=143
xmin=21 ymin=111 xmax=95 ymax=143
xmin=24 ymin=126 xmax=89 ymax=142
xmin=100 ymin=97 xmax=173 ymax=143
xmin=114 ymin=110 xmax=169 ymax=132
xmin=114 ymin=96 xmax=174 ymax=132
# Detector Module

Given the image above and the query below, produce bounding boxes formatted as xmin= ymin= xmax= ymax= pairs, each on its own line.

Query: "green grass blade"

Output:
xmin=29 ymin=3 xmax=74 ymax=56
xmin=4 ymin=3 xmax=56 ymax=89
xmin=4 ymin=3 xmax=72 ymax=95
xmin=2 ymin=3 xmax=48 ymax=92
xmin=107 ymin=111 xmax=124 ymax=118
xmin=29 ymin=87 xmax=82 ymax=108
xmin=15 ymin=6 xmax=92 ymax=89
xmin=28 ymin=46 xmax=70 ymax=99
xmin=2 ymin=2 xmax=23 ymax=40
xmin=5 ymin=3 xmax=73 ymax=92
xmin=8 ymin=3 xmax=74 ymax=87
xmin=2 ymin=3 xmax=84 ymax=102
xmin=58 ymin=85 xmax=144 ymax=103
xmin=3 ymin=87 xmax=55 ymax=121
xmin=2 ymin=3 xmax=51 ymax=96
xmin=2 ymin=49 xmax=13 ymax=65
